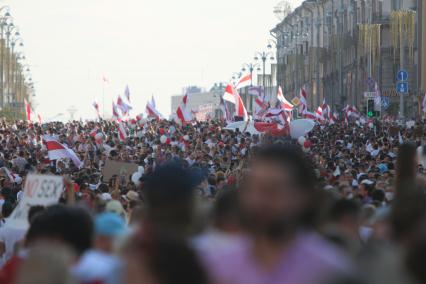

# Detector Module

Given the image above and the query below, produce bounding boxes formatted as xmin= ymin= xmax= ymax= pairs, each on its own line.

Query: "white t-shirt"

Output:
xmin=72 ymin=250 xmax=123 ymax=284
xmin=0 ymin=223 xmax=26 ymax=267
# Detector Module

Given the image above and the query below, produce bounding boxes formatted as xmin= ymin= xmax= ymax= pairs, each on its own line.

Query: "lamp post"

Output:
xmin=241 ymin=63 xmax=259 ymax=87
xmin=254 ymin=50 xmax=275 ymax=101
xmin=0 ymin=7 xmax=10 ymax=110
xmin=9 ymin=36 xmax=23 ymax=118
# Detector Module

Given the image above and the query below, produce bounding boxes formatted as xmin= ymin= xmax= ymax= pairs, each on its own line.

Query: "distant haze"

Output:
xmin=8 ymin=0 xmax=303 ymax=119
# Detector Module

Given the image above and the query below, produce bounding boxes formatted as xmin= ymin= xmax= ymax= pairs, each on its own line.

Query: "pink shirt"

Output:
xmin=201 ymin=232 xmax=352 ymax=284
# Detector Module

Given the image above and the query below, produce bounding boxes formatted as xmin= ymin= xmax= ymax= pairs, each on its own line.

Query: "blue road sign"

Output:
xmin=396 ymin=82 xmax=409 ymax=93
xmin=381 ymin=97 xmax=390 ymax=110
xmin=397 ymin=70 xmax=408 ymax=81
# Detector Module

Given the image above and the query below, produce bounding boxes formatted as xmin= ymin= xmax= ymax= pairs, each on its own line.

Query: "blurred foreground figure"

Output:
xmin=204 ymin=144 xmax=352 ymax=284
xmin=123 ymin=162 xmax=209 ymax=284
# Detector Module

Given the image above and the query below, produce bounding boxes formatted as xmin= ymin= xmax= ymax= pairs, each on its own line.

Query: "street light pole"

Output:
xmin=254 ymin=50 xmax=274 ymax=101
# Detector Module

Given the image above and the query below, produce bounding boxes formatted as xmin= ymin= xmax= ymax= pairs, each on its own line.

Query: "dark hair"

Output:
xmin=28 ymin=205 xmax=45 ymax=224
xmin=253 ymin=144 xmax=318 ymax=191
xmin=26 ymin=204 xmax=93 ymax=255
xmin=396 ymin=143 xmax=417 ymax=194
xmin=329 ymin=199 xmax=360 ymax=222
xmin=213 ymin=190 xmax=240 ymax=230
xmin=144 ymin=162 xmax=196 ymax=237
xmin=134 ymin=234 xmax=209 ymax=284
xmin=1 ymin=201 xmax=14 ymax=218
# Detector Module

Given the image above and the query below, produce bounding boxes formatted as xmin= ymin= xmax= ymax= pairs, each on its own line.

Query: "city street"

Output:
xmin=0 ymin=1 xmax=425 ymax=284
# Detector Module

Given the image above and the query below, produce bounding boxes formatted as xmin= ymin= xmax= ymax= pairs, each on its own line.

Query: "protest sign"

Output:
xmin=102 ymin=160 xmax=138 ymax=183
xmin=6 ymin=174 xmax=63 ymax=229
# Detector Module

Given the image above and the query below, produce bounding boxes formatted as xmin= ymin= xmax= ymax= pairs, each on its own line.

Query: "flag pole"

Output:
xmin=102 ymin=80 xmax=105 ymax=118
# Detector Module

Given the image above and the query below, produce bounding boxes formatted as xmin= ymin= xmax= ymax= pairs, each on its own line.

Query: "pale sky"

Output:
xmin=7 ymin=0 xmax=302 ymax=120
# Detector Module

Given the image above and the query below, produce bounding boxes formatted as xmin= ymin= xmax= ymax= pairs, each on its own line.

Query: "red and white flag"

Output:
xmin=254 ymin=96 xmax=268 ymax=119
xmin=175 ymin=94 xmax=192 ymax=124
xmin=146 ymin=101 xmax=162 ymax=120
xmin=117 ymin=96 xmax=132 ymax=114
xmin=315 ymin=106 xmax=325 ymax=122
xmin=37 ymin=114 xmax=42 ymax=124
xmin=223 ymin=84 xmax=248 ymax=121
xmin=43 ymin=135 xmax=83 ymax=168
xmin=235 ymin=73 xmax=252 ymax=89
xmin=299 ymin=87 xmax=308 ymax=115
xmin=89 ymin=127 xmax=98 ymax=138
xmin=329 ymin=111 xmax=338 ymax=125
xmin=124 ymin=85 xmax=131 ymax=103
xmin=24 ymin=99 xmax=31 ymax=122
xmin=277 ymin=86 xmax=294 ymax=112
xmin=112 ymin=102 xmax=121 ymax=121
xmin=303 ymin=110 xmax=316 ymax=120
xmin=117 ymin=122 xmax=127 ymax=142
xmin=321 ymin=99 xmax=328 ymax=118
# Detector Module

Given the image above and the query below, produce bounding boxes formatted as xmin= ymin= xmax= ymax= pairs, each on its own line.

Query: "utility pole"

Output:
xmin=338 ymin=0 xmax=344 ymax=109
xmin=399 ymin=0 xmax=405 ymax=119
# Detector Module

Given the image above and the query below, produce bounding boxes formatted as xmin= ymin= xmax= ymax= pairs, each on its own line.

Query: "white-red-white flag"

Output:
xmin=112 ymin=102 xmax=121 ymax=121
xmin=43 ymin=135 xmax=83 ymax=168
xmin=303 ymin=110 xmax=316 ymax=120
xmin=277 ymin=86 xmax=294 ymax=112
xmin=24 ymin=99 xmax=31 ymax=122
xmin=117 ymin=96 xmax=132 ymax=114
xmin=223 ymin=84 xmax=248 ymax=121
xmin=118 ymin=122 xmax=127 ymax=142
xmin=37 ymin=114 xmax=42 ymax=124
xmin=315 ymin=106 xmax=325 ymax=122
xmin=299 ymin=87 xmax=308 ymax=114
xmin=146 ymin=101 xmax=162 ymax=120
xmin=175 ymin=94 xmax=192 ymax=124
xmin=235 ymin=73 xmax=252 ymax=89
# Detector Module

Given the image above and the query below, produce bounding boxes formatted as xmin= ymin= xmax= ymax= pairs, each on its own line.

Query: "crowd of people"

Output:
xmin=0 ymin=117 xmax=425 ymax=283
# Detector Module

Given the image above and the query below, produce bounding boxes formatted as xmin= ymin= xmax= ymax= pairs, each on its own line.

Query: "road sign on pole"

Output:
xmin=396 ymin=82 xmax=409 ymax=94
xmin=397 ymin=70 xmax=408 ymax=81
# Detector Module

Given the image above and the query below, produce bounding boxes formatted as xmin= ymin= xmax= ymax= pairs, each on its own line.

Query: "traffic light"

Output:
xmin=367 ymin=99 xmax=375 ymax=117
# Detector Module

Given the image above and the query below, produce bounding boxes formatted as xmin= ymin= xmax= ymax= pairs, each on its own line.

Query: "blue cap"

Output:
xmin=378 ymin=163 xmax=388 ymax=173
xmin=94 ymin=212 xmax=126 ymax=237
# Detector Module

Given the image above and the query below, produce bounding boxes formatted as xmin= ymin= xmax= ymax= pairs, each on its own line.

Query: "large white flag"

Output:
xmin=43 ymin=135 xmax=83 ymax=168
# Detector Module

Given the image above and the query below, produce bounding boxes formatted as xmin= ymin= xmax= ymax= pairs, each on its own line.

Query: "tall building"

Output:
xmin=272 ymin=0 xmax=420 ymax=116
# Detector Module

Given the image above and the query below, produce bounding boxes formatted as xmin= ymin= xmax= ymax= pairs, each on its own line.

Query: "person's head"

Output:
xmin=329 ymin=199 xmax=361 ymax=237
xmin=124 ymin=234 xmax=208 ymax=284
xmin=143 ymin=162 xmax=197 ymax=237
xmin=26 ymin=204 xmax=93 ymax=256
xmin=240 ymin=144 xmax=319 ymax=240
xmin=28 ymin=205 xmax=45 ymax=224
xmin=396 ymin=143 xmax=418 ymax=192
xmin=213 ymin=190 xmax=240 ymax=233
xmin=94 ymin=212 xmax=126 ymax=253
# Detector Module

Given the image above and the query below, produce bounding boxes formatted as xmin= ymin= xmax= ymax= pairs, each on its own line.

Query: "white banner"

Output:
xmin=5 ymin=174 xmax=64 ymax=229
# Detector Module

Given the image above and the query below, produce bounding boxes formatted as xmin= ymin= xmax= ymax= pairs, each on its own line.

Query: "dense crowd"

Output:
xmin=0 ymin=117 xmax=425 ymax=284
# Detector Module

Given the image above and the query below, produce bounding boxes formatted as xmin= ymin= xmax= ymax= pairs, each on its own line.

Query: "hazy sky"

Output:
xmin=7 ymin=0 xmax=302 ymax=120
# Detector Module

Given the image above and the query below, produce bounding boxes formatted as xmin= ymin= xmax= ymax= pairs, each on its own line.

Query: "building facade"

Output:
xmin=171 ymin=83 xmax=226 ymax=120
xmin=272 ymin=0 xmax=421 ymax=117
